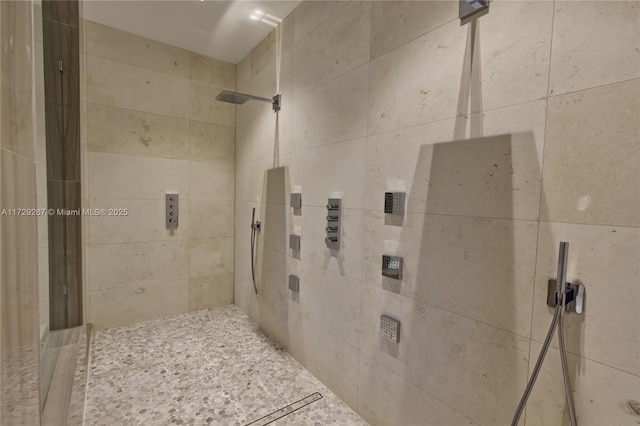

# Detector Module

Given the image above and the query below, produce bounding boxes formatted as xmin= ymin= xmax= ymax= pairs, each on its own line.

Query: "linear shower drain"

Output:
xmin=245 ymin=392 xmax=323 ymax=426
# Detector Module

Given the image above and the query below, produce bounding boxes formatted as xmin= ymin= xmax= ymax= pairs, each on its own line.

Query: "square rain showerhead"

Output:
xmin=215 ymin=90 xmax=252 ymax=105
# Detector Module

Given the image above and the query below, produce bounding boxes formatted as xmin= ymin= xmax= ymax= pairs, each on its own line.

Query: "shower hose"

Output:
xmin=250 ymin=208 xmax=259 ymax=294
xmin=511 ymin=292 xmax=577 ymax=425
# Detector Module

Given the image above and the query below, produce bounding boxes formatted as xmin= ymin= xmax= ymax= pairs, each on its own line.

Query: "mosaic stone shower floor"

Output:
xmin=83 ymin=305 xmax=367 ymax=425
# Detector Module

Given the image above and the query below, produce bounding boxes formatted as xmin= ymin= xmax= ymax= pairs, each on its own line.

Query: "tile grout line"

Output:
xmin=355 ymin=6 xmax=377 ymax=410
xmin=523 ymin=2 xmax=557 ymax=424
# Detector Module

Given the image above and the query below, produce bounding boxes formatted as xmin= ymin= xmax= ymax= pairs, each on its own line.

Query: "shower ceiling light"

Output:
xmin=249 ymin=9 xmax=282 ymax=27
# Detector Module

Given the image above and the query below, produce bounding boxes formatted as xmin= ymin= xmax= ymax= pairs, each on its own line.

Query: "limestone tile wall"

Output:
xmin=0 ymin=1 xmax=41 ymax=424
xmin=234 ymin=1 xmax=640 ymax=425
xmin=82 ymin=21 xmax=236 ymax=329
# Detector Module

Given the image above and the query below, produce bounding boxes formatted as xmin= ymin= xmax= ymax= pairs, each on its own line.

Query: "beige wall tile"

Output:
xmin=1 ymin=152 xmax=38 ymax=249
xmin=367 ymin=19 xmax=467 ymax=135
xmin=292 ymin=206 xmax=363 ymax=280
xmin=371 ymin=1 xmax=457 ymax=60
xmin=190 ymin=53 xmax=235 ymax=88
xmin=1 ymin=90 xmax=36 ymax=159
xmin=88 ymin=279 xmax=189 ymax=329
xmin=293 ymin=1 xmax=349 ymax=44
xmin=188 ymin=273 xmax=234 ymax=311
xmin=290 ymin=138 xmax=366 ymax=209
xmin=190 ymin=81 xmax=235 ymax=126
xmin=365 ymin=100 xmax=546 ymax=219
xmin=358 ymin=353 xmax=473 ymax=426
xmin=236 ymin=54 xmax=251 ymax=93
xmin=293 ymin=1 xmax=371 ymax=96
xmin=1 ymin=247 xmax=40 ymax=349
xmin=1 ymin=2 xmax=35 ymax=98
xmin=260 ymin=202 xmax=289 ymax=255
xmin=86 ymin=55 xmax=189 ymax=118
xmin=424 ymin=133 xmax=539 ymax=220
xmin=88 ymin=240 xmax=189 ymax=290
xmin=288 ymin=314 xmax=360 ymax=410
xmin=550 ymin=1 xmax=640 ymax=96
xmin=250 ymin=29 xmax=277 ymax=81
xmin=541 ymin=80 xmax=640 ymax=227
xmin=189 ymin=200 xmax=234 ymax=240
xmin=526 ymin=341 xmax=640 ymax=426
xmin=36 ymin=147 xmax=47 ymax=198
xmin=88 ymin=198 xmax=189 ymax=245
xmin=254 ymin=248 xmax=289 ymax=311
xmin=87 ymin=152 xmax=190 ymax=200
xmin=190 ymin=120 xmax=235 ymax=165
xmin=359 ymin=284 xmax=531 ymax=424
xmin=293 ymin=261 xmax=361 ymax=346
xmin=85 ymin=21 xmax=190 ymax=78
xmin=35 ymin=40 xmax=44 ymax=96
xmin=532 ymin=222 xmax=640 ymax=376
xmin=86 ymin=103 xmax=190 ymax=159
xmin=189 ymin=161 xmax=234 ymax=201
xmin=235 ymin=106 xmax=291 ymax=163
xmin=363 ymin=211 xmax=538 ymax=337
xmin=36 ymin=94 xmax=45 ymax=148
xmin=473 ymin=0 xmax=553 ymax=112
xmin=189 ymin=237 xmax=234 ymax=278
xmin=291 ymin=65 xmax=369 ymax=151
xmin=33 ymin=4 xmax=42 ymax=43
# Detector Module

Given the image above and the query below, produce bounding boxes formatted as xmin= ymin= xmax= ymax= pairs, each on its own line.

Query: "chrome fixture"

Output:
xmin=380 ymin=315 xmax=401 ymax=343
xmin=382 ymin=255 xmax=403 ymax=280
xmin=384 ymin=192 xmax=405 ymax=215
xmin=250 ymin=208 xmax=261 ymax=294
xmin=215 ymin=90 xmax=281 ymax=112
xmin=165 ymin=193 xmax=179 ymax=229
xmin=459 ymin=0 xmax=489 ymax=25
xmin=512 ymin=242 xmax=582 ymax=426
xmin=290 ymin=193 xmax=302 ymax=209
xmin=289 ymin=234 xmax=300 ymax=251
xmin=547 ymin=279 xmax=585 ymax=314
xmin=325 ymin=198 xmax=341 ymax=249
xmin=288 ymin=275 xmax=299 ymax=293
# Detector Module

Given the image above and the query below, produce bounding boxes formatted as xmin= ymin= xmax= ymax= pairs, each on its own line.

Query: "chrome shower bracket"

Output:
xmin=546 ymin=279 xmax=585 ymax=314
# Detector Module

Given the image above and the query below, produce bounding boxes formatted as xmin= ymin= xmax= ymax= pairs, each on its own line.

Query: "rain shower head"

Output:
xmin=215 ymin=90 xmax=281 ymax=112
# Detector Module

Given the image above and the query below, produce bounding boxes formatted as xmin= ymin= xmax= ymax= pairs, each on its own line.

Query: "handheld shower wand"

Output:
xmin=511 ymin=242 xmax=579 ymax=426
xmin=250 ymin=208 xmax=261 ymax=294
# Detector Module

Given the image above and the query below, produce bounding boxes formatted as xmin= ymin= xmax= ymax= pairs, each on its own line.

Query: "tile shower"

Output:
xmin=0 ymin=0 xmax=638 ymax=425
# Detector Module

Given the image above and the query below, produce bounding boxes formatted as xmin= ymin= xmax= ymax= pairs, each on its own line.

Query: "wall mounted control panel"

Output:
xmin=384 ymin=192 xmax=405 ymax=215
xmin=382 ymin=255 xmax=403 ymax=280
xmin=166 ymin=193 xmax=179 ymax=229
xmin=290 ymin=193 xmax=302 ymax=209
xmin=325 ymin=198 xmax=341 ymax=249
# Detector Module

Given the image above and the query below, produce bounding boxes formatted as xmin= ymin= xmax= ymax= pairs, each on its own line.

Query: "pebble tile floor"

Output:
xmin=83 ymin=305 xmax=368 ymax=426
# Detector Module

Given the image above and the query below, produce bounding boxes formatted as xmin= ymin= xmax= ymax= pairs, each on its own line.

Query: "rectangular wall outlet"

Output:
xmin=384 ymin=192 xmax=405 ymax=215
xmin=382 ymin=255 xmax=403 ymax=280
xmin=288 ymin=275 xmax=300 ymax=292
xmin=290 ymin=193 xmax=302 ymax=209
xmin=380 ymin=314 xmax=401 ymax=343
xmin=166 ymin=193 xmax=179 ymax=229
xmin=289 ymin=234 xmax=301 ymax=251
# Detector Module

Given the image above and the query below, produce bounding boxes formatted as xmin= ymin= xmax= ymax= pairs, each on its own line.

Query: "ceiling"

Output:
xmin=82 ymin=0 xmax=302 ymax=64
